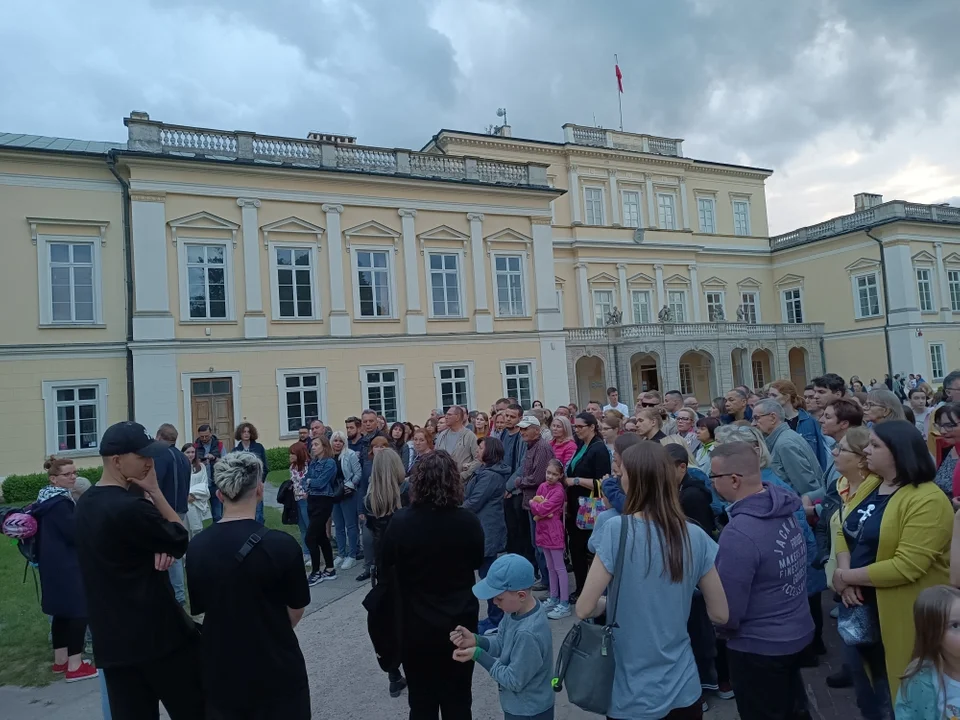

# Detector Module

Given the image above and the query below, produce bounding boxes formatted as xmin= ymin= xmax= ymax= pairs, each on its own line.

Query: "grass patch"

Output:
xmin=0 ymin=505 xmax=299 ymax=688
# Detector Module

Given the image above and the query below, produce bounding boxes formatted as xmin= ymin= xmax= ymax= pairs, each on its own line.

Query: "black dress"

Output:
xmin=565 ymin=434 xmax=612 ymax=595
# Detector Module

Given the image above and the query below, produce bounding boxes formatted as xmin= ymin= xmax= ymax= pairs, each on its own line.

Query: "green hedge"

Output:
xmin=2 ymin=467 xmax=103 ymax=504
xmin=266 ymin=446 xmax=289 ymax=472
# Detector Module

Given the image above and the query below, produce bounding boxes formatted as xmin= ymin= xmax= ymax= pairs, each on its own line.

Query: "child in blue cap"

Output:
xmin=449 ymin=553 xmax=555 ymax=720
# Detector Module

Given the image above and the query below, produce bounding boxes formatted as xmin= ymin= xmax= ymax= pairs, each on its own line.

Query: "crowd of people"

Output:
xmin=10 ymin=365 xmax=960 ymax=719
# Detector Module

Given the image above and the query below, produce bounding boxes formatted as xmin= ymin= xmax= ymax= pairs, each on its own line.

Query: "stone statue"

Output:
xmin=605 ymin=306 xmax=623 ymax=326
xmin=709 ymin=306 xmax=725 ymax=322
xmin=736 ymin=305 xmax=746 ymax=322
xmin=658 ymin=305 xmax=672 ymax=323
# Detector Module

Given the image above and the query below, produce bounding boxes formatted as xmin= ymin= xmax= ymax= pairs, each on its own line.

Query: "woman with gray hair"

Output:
xmin=187 ymin=451 xmax=312 ymax=720
xmin=864 ymin=388 xmax=907 ymax=425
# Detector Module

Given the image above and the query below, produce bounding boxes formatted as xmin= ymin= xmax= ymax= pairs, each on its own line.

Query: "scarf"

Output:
xmin=37 ymin=485 xmax=71 ymax=504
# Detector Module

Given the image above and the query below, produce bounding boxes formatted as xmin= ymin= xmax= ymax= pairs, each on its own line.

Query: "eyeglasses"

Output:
xmin=940 ymin=420 xmax=959 ymax=430
xmin=831 ymin=445 xmax=861 ymax=456
xmin=753 ymin=412 xmax=774 ymax=420
xmin=573 ymin=423 xmax=587 ymax=430
xmin=709 ymin=472 xmax=740 ymax=481
xmin=947 ymin=386 xmax=960 ymax=394
xmin=640 ymin=401 xmax=658 ymax=407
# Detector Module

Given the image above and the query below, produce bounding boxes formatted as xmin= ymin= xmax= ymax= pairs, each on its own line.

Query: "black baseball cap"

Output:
xmin=99 ymin=422 xmax=169 ymax=458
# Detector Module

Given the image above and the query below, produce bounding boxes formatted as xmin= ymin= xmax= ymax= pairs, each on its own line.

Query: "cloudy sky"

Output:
xmin=2 ymin=0 xmax=958 ymax=234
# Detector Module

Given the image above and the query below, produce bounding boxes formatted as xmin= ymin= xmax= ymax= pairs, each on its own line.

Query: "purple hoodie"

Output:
xmin=715 ymin=482 xmax=814 ymax=655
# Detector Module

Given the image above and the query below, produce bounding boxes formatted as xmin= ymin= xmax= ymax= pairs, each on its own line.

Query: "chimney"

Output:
xmin=307 ymin=132 xmax=356 ymax=144
xmin=497 ymin=124 xmax=512 ymax=138
xmin=854 ymin=192 xmax=883 ymax=212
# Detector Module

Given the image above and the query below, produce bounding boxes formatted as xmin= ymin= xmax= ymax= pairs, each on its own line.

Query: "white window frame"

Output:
xmin=268 ymin=242 xmax=320 ymax=321
xmin=434 ymin=361 xmax=475 ymax=412
xmin=781 ymin=287 xmax=804 ymax=324
xmin=739 ymin=291 xmax=761 ymax=323
xmin=752 ymin=359 xmax=766 ymax=389
xmin=657 ymin=192 xmax=678 ymax=230
xmin=696 ymin=196 xmax=716 ymax=234
xmin=492 ymin=252 xmax=529 ymax=318
xmin=631 ymin=289 xmax=652 ymax=324
xmin=678 ymin=363 xmax=694 ymax=395
xmin=621 ymin=190 xmax=642 ymax=229
xmin=668 ymin=289 xmax=687 ymax=323
xmin=500 ymin=359 xmax=538 ymax=410
xmin=359 ymin=364 xmax=405 ymax=423
xmin=37 ymin=234 xmax=104 ymax=326
xmin=851 ymin=271 xmax=882 ymax=319
xmin=276 ymin=367 xmax=328 ymax=438
xmin=593 ymin=288 xmax=614 ymax=327
xmin=41 ymin=378 xmax=108 ymax=457
xmin=424 ymin=249 xmax=465 ymax=319
xmin=177 ymin=238 xmax=236 ymax=322
xmin=929 ymin=343 xmax=947 ymax=382
xmin=351 ymin=245 xmax=398 ymax=320
xmin=948 ymin=269 xmax=960 ymax=312
xmin=916 ymin=267 xmax=935 ymax=313
xmin=583 ymin=186 xmax=605 ymax=226
xmin=732 ymin=197 xmax=751 ymax=236
xmin=705 ymin=290 xmax=725 ymax=320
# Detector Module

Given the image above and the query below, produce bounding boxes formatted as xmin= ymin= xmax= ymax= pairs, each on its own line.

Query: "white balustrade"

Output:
xmin=409 ymin=154 xmax=466 ymax=178
xmin=336 ymin=146 xmax=398 ymax=173
xmin=160 ymin=127 xmax=238 ymax=155
xmin=646 ymin=137 xmax=680 ymax=156
xmin=253 ymin=137 xmax=319 ymax=162
xmin=477 ymin=160 xmax=527 ymax=185
xmin=564 ymin=322 xmax=823 ymax=344
xmin=571 ymin=127 xmax=607 ymax=147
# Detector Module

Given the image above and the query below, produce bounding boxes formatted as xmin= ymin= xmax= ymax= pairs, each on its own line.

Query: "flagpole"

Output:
xmin=615 ymin=54 xmax=623 ymax=131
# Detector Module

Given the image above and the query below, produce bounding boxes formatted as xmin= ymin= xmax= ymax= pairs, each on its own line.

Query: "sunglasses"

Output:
xmin=640 ymin=402 xmax=659 ymax=407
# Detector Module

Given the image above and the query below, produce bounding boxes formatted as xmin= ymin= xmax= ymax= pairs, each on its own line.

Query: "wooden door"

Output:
xmin=191 ymin=378 xmax=234 ymax=439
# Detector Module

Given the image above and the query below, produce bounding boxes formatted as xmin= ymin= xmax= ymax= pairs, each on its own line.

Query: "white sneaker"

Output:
xmin=547 ymin=603 xmax=572 ymax=620
xmin=341 ymin=557 xmax=357 ymax=571
xmin=333 ymin=557 xmax=344 ymax=569
xmin=303 ymin=556 xmax=311 ymax=568
xmin=542 ymin=597 xmax=559 ymax=610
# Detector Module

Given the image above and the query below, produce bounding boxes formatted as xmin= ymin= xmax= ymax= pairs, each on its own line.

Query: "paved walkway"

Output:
xmin=1 ymin=575 xmax=860 ymax=719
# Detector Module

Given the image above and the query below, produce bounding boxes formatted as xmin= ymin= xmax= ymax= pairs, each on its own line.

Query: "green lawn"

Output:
xmin=0 ymin=505 xmax=299 ymax=688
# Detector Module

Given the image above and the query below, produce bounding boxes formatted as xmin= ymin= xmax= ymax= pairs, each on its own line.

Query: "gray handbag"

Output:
xmin=551 ymin=514 xmax=629 ymax=715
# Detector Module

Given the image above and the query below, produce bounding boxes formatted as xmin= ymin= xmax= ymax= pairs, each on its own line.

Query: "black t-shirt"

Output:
xmin=186 ymin=520 xmax=311 ymax=712
xmin=74 ymin=484 xmax=192 ymax=667
xmin=842 ymin=486 xmax=897 ymax=605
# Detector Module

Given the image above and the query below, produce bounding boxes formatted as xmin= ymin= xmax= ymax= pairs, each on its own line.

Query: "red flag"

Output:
xmin=615 ymin=64 xmax=623 ymax=93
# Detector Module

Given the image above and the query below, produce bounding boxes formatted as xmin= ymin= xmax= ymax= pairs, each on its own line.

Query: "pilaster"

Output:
xmin=609 ymin=171 xmax=621 ymax=227
xmin=654 ymin=264 xmax=665 ymax=311
xmin=645 ymin=176 xmax=656 ymax=228
xmin=323 ymin=204 xmax=351 ymax=337
xmin=131 ymin=192 xmax=174 ymax=340
xmin=935 ymin=242 xmax=952 ymax=321
xmin=532 ymin=218 xmax=562 ymax=331
xmin=617 ymin=263 xmax=629 ymax=318
xmin=468 ymin=213 xmax=493 ymax=333
xmin=679 ymin=178 xmax=691 ymax=230
xmin=575 ymin=263 xmax=590 ymax=327
xmin=237 ymin=198 xmax=266 ymax=339
xmin=568 ymin=166 xmax=582 ymax=225
xmin=399 ymin=209 xmax=425 ymax=335
xmin=688 ymin=264 xmax=701 ymax=322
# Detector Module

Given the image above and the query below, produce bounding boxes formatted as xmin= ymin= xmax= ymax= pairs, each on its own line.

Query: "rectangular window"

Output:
xmin=854 ymin=273 xmax=881 ymax=318
xmin=949 ymin=270 xmax=960 ymax=312
xmin=733 ymin=200 xmax=751 ymax=236
xmin=275 ymin=247 xmax=314 ymax=318
xmin=631 ymin=289 xmax=652 ymax=324
xmin=49 ymin=242 xmax=95 ymax=323
xmin=622 ymin=191 xmax=641 ymax=228
xmin=740 ymin=292 xmax=759 ymax=324
xmin=705 ymin=291 xmax=724 ymax=321
xmin=46 ymin=382 xmax=104 ymax=453
xmin=495 ymin=255 xmax=525 ymax=316
xmin=584 ymin=187 xmax=604 ymax=225
xmin=657 ymin=193 xmax=677 ymax=230
xmin=282 ymin=372 xmax=322 ymax=433
xmin=356 ymin=250 xmax=392 ymax=318
xmin=697 ymin=197 xmax=716 ymax=234
xmin=364 ymin=368 xmax=400 ymax=423
xmin=438 ymin=365 xmax=471 ymax=411
xmin=916 ymin=268 xmax=934 ymax=312
xmin=428 ymin=253 xmax=461 ymax=317
xmin=679 ymin=363 xmax=693 ymax=395
xmin=593 ymin=289 xmax=614 ymax=327
xmin=185 ymin=244 xmax=227 ymax=319
xmin=752 ymin=360 xmax=765 ymax=389
xmin=782 ymin=288 xmax=803 ymax=324
xmin=931 ymin=344 xmax=947 ymax=381
xmin=503 ymin=363 xmax=533 ymax=409
xmin=668 ymin=290 xmax=686 ymax=323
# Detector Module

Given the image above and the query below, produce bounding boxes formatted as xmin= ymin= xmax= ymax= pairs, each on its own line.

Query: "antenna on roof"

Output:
xmin=486 ymin=108 xmax=511 ymax=137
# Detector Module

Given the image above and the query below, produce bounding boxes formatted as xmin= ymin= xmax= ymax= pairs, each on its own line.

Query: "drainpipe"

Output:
xmin=865 ymin=229 xmax=894 ymax=380
xmin=106 ymin=152 xmax=136 ymax=420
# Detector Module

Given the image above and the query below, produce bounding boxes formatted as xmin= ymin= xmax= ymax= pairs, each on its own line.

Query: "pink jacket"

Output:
xmin=551 ymin=439 xmax=577 ymax=468
xmin=529 ymin=481 xmax=566 ymax=550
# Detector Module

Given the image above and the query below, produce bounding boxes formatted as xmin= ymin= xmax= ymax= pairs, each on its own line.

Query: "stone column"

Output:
xmin=609 ymin=171 xmax=621 ymax=227
xmin=568 ymin=165 xmax=582 ymax=225
xmin=130 ymin=192 xmax=174 ymax=341
xmin=645 ymin=177 xmax=657 ymax=228
xmin=575 ymin=263 xmax=590 ymax=327
xmin=935 ymin=242 xmax=952 ymax=321
xmin=532 ymin=218 xmax=562 ymax=331
xmin=663 ymin=341 xmax=682 ymax=392
xmin=679 ymin=179 xmax=691 ymax=230
xmin=654 ymin=264 xmax=665 ymax=311
xmin=322 ymin=204 xmax=351 ymax=337
xmin=398 ymin=209 xmax=425 ymax=335
xmin=237 ymin=198 xmax=266 ymax=339
xmin=468 ymin=213 xmax=493 ymax=333
xmin=688 ymin=264 xmax=701 ymax=322
xmin=718 ymin=341 xmax=736 ymax=392
xmin=617 ymin=263 xmax=629 ymax=319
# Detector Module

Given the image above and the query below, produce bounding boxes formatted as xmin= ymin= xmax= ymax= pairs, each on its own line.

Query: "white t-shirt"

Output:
xmin=939 ymin=672 xmax=960 ymax=719
xmin=603 ymin=402 xmax=630 ymax=416
xmin=914 ymin=407 xmax=933 ymax=438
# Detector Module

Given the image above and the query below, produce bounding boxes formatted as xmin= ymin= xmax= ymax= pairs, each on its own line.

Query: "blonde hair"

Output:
xmin=637 ymin=407 xmax=663 ymax=428
xmin=366 ymin=448 xmax=404 ymax=518
xmin=714 ymin=424 xmax=772 ymax=469
xmin=551 ymin=414 xmax=573 ymax=443
xmin=902 ymin=585 xmax=960 ymax=698
xmin=660 ymin=435 xmax=696 ymax=464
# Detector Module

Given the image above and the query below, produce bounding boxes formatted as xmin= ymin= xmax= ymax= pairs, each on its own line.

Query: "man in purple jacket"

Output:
xmin=710 ymin=442 xmax=814 ymax=720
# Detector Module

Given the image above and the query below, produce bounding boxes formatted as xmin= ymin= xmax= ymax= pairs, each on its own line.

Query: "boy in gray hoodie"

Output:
xmin=450 ymin=554 xmax=554 ymax=720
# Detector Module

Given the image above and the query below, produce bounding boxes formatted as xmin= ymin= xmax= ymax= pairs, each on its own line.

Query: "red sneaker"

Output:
xmin=65 ymin=661 xmax=99 ymax=683
xmin=51 ymin=662 xmax=68 ymax=674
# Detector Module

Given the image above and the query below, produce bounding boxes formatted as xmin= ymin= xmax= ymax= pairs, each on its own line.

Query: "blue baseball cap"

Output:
xmin=472 ymin=554 xmax=535 ymax=600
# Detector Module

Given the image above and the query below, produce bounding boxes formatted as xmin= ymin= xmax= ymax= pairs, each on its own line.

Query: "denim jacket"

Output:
xmin=306 ymin=457 xmax=338 ymax=497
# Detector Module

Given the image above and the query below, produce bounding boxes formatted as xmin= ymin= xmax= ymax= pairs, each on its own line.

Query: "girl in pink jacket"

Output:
xmin=529 ymin=459 xmax=570 ymax=619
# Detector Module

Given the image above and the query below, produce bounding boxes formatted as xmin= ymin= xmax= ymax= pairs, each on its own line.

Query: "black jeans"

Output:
xmin=565 ymin=510 xmax=592 ymax=595
xmin=504 ymin=493 xmax=533 ymax=563
xmin=306 ymin=496 xmax=335 ymax=571
xmin=403 ymin=640 xmax=474 ymax=719
xmin=727 ymin=647 xmax=808 ymax=720
xmin=51 ymin=616 xmax=87 ymax=656
xmin=103 ymin=640 xmax=204 ymax=720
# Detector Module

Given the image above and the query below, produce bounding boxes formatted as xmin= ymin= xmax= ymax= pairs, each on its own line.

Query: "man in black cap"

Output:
xmin=75 ymin=422 xmax=203 ymax=719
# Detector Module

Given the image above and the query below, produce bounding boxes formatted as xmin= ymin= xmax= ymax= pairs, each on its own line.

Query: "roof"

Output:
xmin=0 ymin=133 xmax=125 ymax=155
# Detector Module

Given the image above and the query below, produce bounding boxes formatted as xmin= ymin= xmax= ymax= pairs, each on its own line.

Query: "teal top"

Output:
xmin=896 ymin=664 xmax=945 ymax=719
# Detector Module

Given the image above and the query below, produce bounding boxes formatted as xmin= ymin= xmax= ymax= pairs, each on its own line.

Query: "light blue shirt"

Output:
xmin=595 ymin=515 xmax=717 ymax=719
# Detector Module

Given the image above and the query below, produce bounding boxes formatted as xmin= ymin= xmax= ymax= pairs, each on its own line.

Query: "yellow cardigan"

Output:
xmin=835 ymin=480 xmax=953 ymax=700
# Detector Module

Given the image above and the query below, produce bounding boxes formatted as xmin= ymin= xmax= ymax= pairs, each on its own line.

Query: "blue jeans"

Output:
xmin=99 ymin=665 xmax=112 ymax=718
xmin=296 ymin=499 xmax=310 ymax=557
xmin=255 ymin=500 xmax=264 ymax=524
xmin=167 ymin=513 xmax=187 ymax=605
xmin=527 ymin=512 xmax=549 ymax=584
xmin=332 ymin=492 xmax=360 ymax=558
xmin=208 ymin=482 xmax=222 ymax=522
xmin=479 ymin=556 xmax=504 ymax=626
xmin=843 ymin=640 xmax=892 ymax=720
